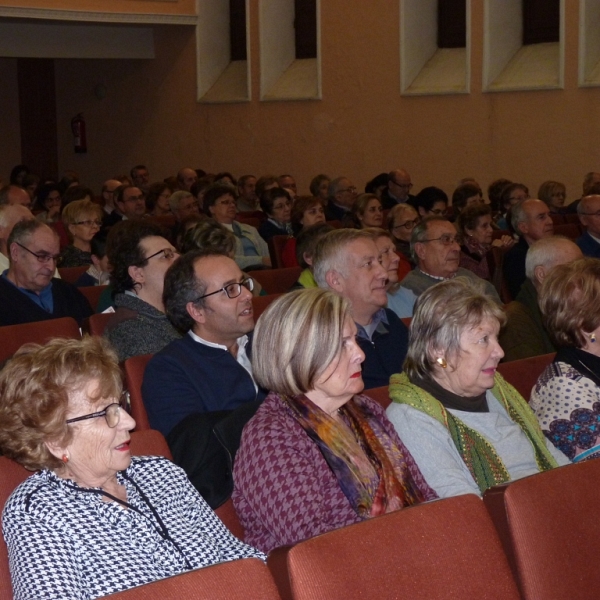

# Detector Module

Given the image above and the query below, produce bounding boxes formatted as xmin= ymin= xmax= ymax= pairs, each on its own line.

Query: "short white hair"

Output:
xmin=525 ymin=236 xmax=576 ymax=280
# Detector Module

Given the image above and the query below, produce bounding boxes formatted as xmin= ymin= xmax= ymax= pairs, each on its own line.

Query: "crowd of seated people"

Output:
xmin=2 ymin=162 xmax=600 ymax=597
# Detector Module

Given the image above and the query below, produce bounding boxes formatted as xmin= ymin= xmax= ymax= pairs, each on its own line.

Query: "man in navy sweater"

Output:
xmin=313 ymin=228 xmax=409 ymax=389
xmin=577 ymin=194 xmax=600 ymax=259
xmin=142 ymin=250 xmax=266 ymax=438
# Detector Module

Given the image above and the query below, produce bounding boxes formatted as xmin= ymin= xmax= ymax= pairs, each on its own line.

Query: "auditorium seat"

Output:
xmin=496 ymin=352 xmax=555 ymax=401
xmin=483 ymin=459 xmax=600 ymax=600
xmin=553 ymin=222 xmax=583 ymax=239
xmin=123 ymin=353 xmax=154 ymax=431
xmin=268 ymin=235 xmax=291 ymax=269
xmin=214 ymin=498 xmax=245 ymax=541
xmin=78 ymin=285 xmax=108 ymax=312
xmin=366 ymin=386 xmax=391 ymax=410
xmin=0 ymin=317 xmax=81 ymax=364
xmin=252 ymin=294 xmax=283 ymax=321
xmin=82 ymin=312 xmax=113 ymax=337
xmin=105 ymin=558 xmax=280 ymax=599
xmin=267 ymin=493 xmax=520 ymax=600
xmin=248 ymin=267 xmax=301 ymax=294
xmin=236 ymin=215 xmax=261 ymax=229
xmin=58 ymin=265 xmax=89 ymax=284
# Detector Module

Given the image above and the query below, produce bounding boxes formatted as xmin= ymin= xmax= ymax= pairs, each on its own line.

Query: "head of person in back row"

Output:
xmin=130 ymin=164 xmax=150 ymax=194
xmin=177 ymin=167 xmax=198 ymax=192
xmin=59 ymin=199 xmax=103 ymax=268
xmin=277 ymin=173 xmax=297 ymax=197
xmin=347 ymin=193 xmax=383 ymax=230
xmin=537 ymin=180 xmax=566 ymax=213
xmin=451 ymin=182 xmax=483 ymax=219
xmin=325 ymin=176 xmax=357 ymax=221
xmin=386 ymin=277 xmax=569 ymax=500
xmin=0 ymin=336 xmax=263 ymax=600
xmin=142 ymin=250 xmax=266 ymax=439
xmin=530 ymin=258 xmax=600 ymax=463
xmin=381 ymin=168 xmax=413 ymax=210
xmin=114 ymin=184 xmax=146 ymax=221
xmin=0 ymin=219 xmax=92 ymax=327
xmin=236 ymin=174 xmax=258 ymax=212
xmin=576 ymin=194 xmax=600 ymax=258
xmin=399 ymin=217 xmax=501 ymax=303
xmin=414 ymin=186 xmax=448 ymax=219
xmin=232 ymin=288 xmax=437 ymax=553
xmin=499 ymin=236 xmax=583 ymax=363
xmin=312 ymin=228 xmax=409 ymax=389
xmin=258 ymin=186 xmax=293 ymax=241
xmin=104 ymin=220 xmax=180 ymax=362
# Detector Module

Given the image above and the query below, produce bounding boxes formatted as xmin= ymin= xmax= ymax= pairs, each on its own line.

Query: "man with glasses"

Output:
xmin=325 ymin=176 xmax=358 ymax=222
xmin=142 ymin=250 xmax=266 ymax=438
xmin=576 ymin=195 xmax=600 ymax=258
xmin=382 ymin=168 xmax=415 ymax=210
xmin=100 ymin=179 xmax=122 ymax=217
xmin=0 ymin=220 xmax=92 ymax=326
xmin=114 ymin=185 xmax=146 ymax=222
xmin=399 ymin=217 xmax=500 ymax=303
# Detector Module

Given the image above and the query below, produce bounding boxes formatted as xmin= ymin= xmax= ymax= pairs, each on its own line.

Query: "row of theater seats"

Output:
xmin=1 ymin=425 xmax=599 ymax=600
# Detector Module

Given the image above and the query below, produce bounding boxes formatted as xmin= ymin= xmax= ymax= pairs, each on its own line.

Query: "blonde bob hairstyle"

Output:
xmin=404 ymin=277 xmax=506 ymax=380
xmin=0 ymin=336 xmax=122 ymax=471
xmin=61 ymin=199 xmax=103 ymax=241
xmin=252 ymin=288 xmax=353 ymax=396
xmin=538 ymin=257 xmax=600 ymax=349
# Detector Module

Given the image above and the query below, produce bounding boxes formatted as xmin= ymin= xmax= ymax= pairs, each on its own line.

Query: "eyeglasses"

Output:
xmin=143 ymin=248 xmax=177 ymax=262
xmin=393 ymin=218 xmax=419 ymax=231
xmin=74 ymin=220 xmax=102 ymax=228
xmin=124 ymin=195 xmax=145 ymax=203
xmin=195 ymin=277 xmax=254 ymax=301
xmin=16 ymin=242 xmax=61 ymax=264
xmin=580 ymin=211 xmax=600 ymax=217
xmin=216 ymin=199 xmax=237 ymax=206
xmin=428 ymin=209 xmax=446 ymax=216
xmin=392 ymin=181 xmax=413 ymax=189
xmin=339 ymin=186 xmax=357 ymax=194
xmin=66 ymin=392 xmax=129 ymax=428
xmin=420 ymin=234 xmax=461 ymax=246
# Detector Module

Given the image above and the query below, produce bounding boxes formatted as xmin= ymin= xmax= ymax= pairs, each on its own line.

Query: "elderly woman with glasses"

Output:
xmin=0 ymin=336 xmax=264 ymax=600
xmin=233 ymin=288 xmax=437 ymax=553
xmin=387 ymin=203 xmax=419 ymax=264
xmin=103 ymin=221 xmax=181 ymax=361
xmin=386 ymin=278 xmax=569 ymax=500
xmin=59 ymin=199 xmax=103 ymax=267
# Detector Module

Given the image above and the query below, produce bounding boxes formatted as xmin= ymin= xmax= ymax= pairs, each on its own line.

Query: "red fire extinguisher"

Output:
xmin=71 ymin=113 xmax=87 ymax=154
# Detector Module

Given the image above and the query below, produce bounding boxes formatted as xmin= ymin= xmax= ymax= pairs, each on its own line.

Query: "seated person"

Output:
xmin=387 ymin=278 xmax=569 ymax=499
xmin=450 ymin=183 xmax=483 ymax=221
xmin=203 ymin=183 xmax=271 ymax=270
xmin=257 ymin=187 xmax=293 ymax=241
xmin=74 ymin=230 xmax=111 ymax=287
xmin=59 ymin=199 xmax=103 ymax=268
xmin=457 ymin=203 xmax=514 ymax=281
xmin=233 ymin=289 xmax=436 ymax=553
xmin=145 ymin=182 xmax=173 ymax=217
xmin=495 ymin=182 xmax=528 ymax=230
xmin=313 ymin=229 xmax=410 ymax=389
xmin=281 ymin=195 xmax=326 ymax=268
xmin=500 ymin=237 xmax=582 ymax=362
xmin=0 ymin=220 xmax=92 ymax=326
xmin=104 ymin=221 xmax=181 ymax=361
xmin=531 ymin=258 xmax=600 ymax=462
xmin=309 ymin=173 xmax=330 ymax=202
xmin=414 ymin=186 xmax=448 ymax=219
xmin=577 ymin=194 xmax=600 ymax=259
xmin=325 ymin=177 xmax=357 ymax=222
xmin=142 ymin=250 xmax=267 ymax=438
xmin=0 ymin=336 xmax=263 ymax=600
xmin=538 ymin=180 xmax=567 ymax=214
xmin=400 ymin=217 xmax=501 ymax=303
xmin=290 ymin=222 xmax=334 ymax=290
xmin=387 ymin=203 xmax=419 ymax=264
xmin=34 ymin=183 xmax=62 ymax=224
xmin=345 ymin=193 xmax=384 ymax=229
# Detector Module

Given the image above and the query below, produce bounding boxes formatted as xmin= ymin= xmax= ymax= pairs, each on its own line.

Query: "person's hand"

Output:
xmin=492 ymin=235 xmax=515 ymax=249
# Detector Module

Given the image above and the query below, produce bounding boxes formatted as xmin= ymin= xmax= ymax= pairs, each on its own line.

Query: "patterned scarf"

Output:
xmin=283 ymin=393 xmax=427 ymax=519
xmin=389 ymin=372 xmax=559 ymax=493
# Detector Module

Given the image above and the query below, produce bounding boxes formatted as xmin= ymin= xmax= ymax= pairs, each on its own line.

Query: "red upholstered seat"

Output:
xmin=248 ymin=267 xmax=301 ymax=295
xmin=57 ymin=265 xmax=88 ymax=284
xmin=252 ymin=294 xmax=283 ymax=321
xmin=496 ymin=352 xmax=555 ymax=401
xmin=123 ymin=353 xmax=154 ymax=432
xmin=82 ymin=311 xmax=112 ymax=336
xmin=365 ymin=386 xmax=391 ymax=410
xmin=268 ymin=494 xmax=520 ymax=600
xmin=78 ymin=285 xmax=108 ymax=313
xmin=268 ymin=235 xmax=291 ymax=269
xmin=483 ymin=459 xmax=600 ymax=600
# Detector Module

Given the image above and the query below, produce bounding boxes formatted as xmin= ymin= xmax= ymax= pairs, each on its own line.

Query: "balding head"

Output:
xmin=525 ymin=236 xmax=583 ymax=289
xmin=0 ymin=204 xmax=34 ymax=255
xmin=0 ymin=185 xmax=32 ymax=209
xmin=578 ymin=194 xmax=600 ymax=238
xmin=388 ymin=169 xmax=413 ymax=202
xmin=511 ymin=198 xmax=554 ymax=244
xmin=177 ymin=168 xmax=198 ymax=192
xmin=583 ymin=172 xmax=600 ymax=196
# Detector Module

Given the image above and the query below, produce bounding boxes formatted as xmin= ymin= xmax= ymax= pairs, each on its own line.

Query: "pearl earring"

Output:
xmin=436 ymin=357 xmax=447 ymax=369
xmin=592 ymin=333 xmax=597 ymax=343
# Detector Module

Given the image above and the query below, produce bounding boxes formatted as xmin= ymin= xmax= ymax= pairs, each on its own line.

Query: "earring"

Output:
xmin=61 ymin=454 xmax=69 ymax=464
xmin=436 ymin=357 xmax=447 ymax=369
xmin=592 ymin=333 xmax=597 ymax=343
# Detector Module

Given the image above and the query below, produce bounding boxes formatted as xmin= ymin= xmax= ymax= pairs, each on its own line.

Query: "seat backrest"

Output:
xmin=130 ymin=429 xmax=173 ymax=460
xmin=236 ymin=215 xmax=261 ymax=229
xmin=57 ymin=265 xmax=89 ymax=284
xmin=248 ymin=267 xmax=302 ymax=294
xmin=105 ymin=558 xmax=280 ymax=599
xmin=82 ymin=312 xmax=113 ymax=336
xmin=252 ymin=294 xmax=283 ymax=321
xmin=496 ymin=352 xmax=555 ymax=401
xmin=123 ymin=353 xmax=154 ymax=431
xmin=0 ymin=317 xmax=81 ymax=364
xmin=553 ymin=222 xmax=582 ymax=239
xmin=483 ymin=460 xmax=600 ymax=600
xmin=268 ymin=494 xmax=520 ymax=600
xmin=365 ymin=386 xmax=390 ymax=410
xmin=268 ymin=235 xmax=290 ymax=269
xmin=491 ymin=245 xmax=513 ymax=303
xmin=214 ymin=497 xmax=245 ymax=540
xmin=78 ymin=285 xmax=108 ymax=313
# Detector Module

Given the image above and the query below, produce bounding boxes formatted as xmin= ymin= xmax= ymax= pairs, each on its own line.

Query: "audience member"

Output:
xmin=255 ymin=175 xmax=278 ymax=200
xmin=9 ymin=164 xmax=29 ymax=187
xmin=233 ymin=289 xmax=436 ymax=553
xmin=347 ymin=193 xmax=383 ymax=229
xmin=145 ymin=182 xmax=173 ymax=217
xmin=74 ymin=230 xmax=111 ymax=287
xmin=170 ymin=190 xmax=201 ymax=223
xmin=258 ymin=187 xmax=293 ymax=241
xmin=282 ymin=196 xmax=326 ymax=267
xmin=0 ymin=220 xmax=91 ymax=326
xmin=237 ymin=174 xmax=259 ymax=212
xmin=400 ymin=217 xmax=501 ymax=302
xmin=177 ymin=167 xmax=198 ymax=191
xmin=278 ymin=174 xmax=297 ymax=196
xmin=365 ymin=172 xmax=389 ymax=200
xmin=325 ymin=177 xmax=357 ymax=221
xmin=381 ymin=169 xmax=414 ymax=209
xmin=34 ymin=183 xmax=62 ymax=223
xmin=0 ymin=184 xmax=32 ymax=209
xmin=104 ymin=221 xmax=180 ymax=361
xmin=500 ymin=237 xmax=583 ymax=362
xmin=309 ymin=173 xmax=331 ymax=201
xmin=531 ymin=258 xmax=600 ymax=462
xmin=496 ymin=182 xmax=529 ymax=230
xmin=0 ymin=203 xmax=34 ymax=273
xmin=387 ymin=203 xmax=419 ymax=263
xmin=130 ymin=164 xmax=150 ymax=193
xmin=59 ymin=199 xmax=103 ymax=267
xmin=451 ymin=182 xmax=483 ymax=220
xmin=387 ymin=277 xmax=569 ymax=499
xmin=100 ymin=179 xmax=122 ymax=218
xmin=291 ymin=222 xmax=334 ymax=289
xmin=503 ymin=198 xmax=554 ymax=299
xmin=113 ymin=185 xmax=146 ymax=222
xmin=313 ymin=228 xmax=410 ymax=389
xmin=577 ymin=194 xmax=600 ymax=258
xmin=538 ymin=180 xmax=567 ymax=213
xmin=414 ymin=186 xmax=448 ymax=219
xmin=487 ymin=177 xmax=512 ymax=218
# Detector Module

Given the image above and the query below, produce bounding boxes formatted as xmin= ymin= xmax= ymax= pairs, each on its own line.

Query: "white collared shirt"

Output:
xmin=188 ymin=330 xmax=257 ymax=392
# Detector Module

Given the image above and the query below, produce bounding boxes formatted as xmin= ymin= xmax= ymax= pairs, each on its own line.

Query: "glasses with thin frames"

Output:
xmin=74 ymin=220 xmax=102 ymax=228
xmin=393 ymin=218 xmax=419 ymax=231
xmin=66 ymin=392 xmax=129 ymax=429
xmin=580 ymin=211 xmax=600 ymax=217
xmin=142 ymin=248 xmax=177 ymax=264
xmin=195 ymin=277 xmax=254 ymax=302
xmin=421 ymin=234 xmax=460 ymax=246
xmin=16 ymin=242 xmax=61 ymax=264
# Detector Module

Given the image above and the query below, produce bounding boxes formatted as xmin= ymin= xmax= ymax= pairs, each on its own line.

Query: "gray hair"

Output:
xmin=327 ymin=176 xmax=349 ymax=199
xmin=577 ymin=194 xmax=600 ymax=215
xmin=404 ymin=277 xmax=506 ymax=380
xmin=525 ymin=236 xmax=575 ymax=280
xmin=510 ymin=199 xmax=529 ymax=236
xmin=312 ymin=228 xmax=374 ymax=288
xmin=169 ymin=190 xmax=193 ymax=212
xmin=7 ymin=219 xmax=55 ymax=254
xmin=409 ymin=216 xmax=448 ymax=263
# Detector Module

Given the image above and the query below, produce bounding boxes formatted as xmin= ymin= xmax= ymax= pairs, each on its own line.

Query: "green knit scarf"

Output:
xmin=388 ymin=372 xmax=559 ymax=493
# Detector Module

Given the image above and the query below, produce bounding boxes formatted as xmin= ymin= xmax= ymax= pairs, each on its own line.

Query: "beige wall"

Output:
xmin=0 ymin=58 xmax=21 ymax=183
xmin=0 ymin=0 xmax=195 ymax=16
xmin=3 ymin=0 xmax=600 ymax=200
